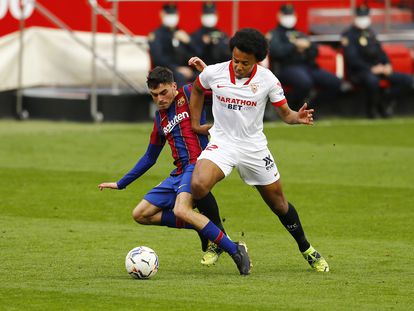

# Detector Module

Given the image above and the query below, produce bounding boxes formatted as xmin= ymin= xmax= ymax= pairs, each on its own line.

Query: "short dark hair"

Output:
xmin=147 ymin=66 xmax=174 ymax=89
xmin=229 ymin=28 xmax=268 ymax=62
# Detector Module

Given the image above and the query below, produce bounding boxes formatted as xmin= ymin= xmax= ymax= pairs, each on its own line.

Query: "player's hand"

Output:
xmin=192 ymin=123 xmax=212 ymax=136
xmin=98 ymin=182 xmax=119 ymax=191
xmin=188 ymin=56 xmax=207 ymax=72
xmin=297 ymin=103 xmax=314 ymax=125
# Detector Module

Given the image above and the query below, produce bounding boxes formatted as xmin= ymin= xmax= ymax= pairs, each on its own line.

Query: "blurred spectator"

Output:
xmin=341 ymin=5 xmax=413 ymax=118
xmin=191 ymin=1 xmax=230 ymax=65
xmin=267 ymin=4 xmax=341 ymax=111
xmin=148 ymin=3 xmax=198 ymax=88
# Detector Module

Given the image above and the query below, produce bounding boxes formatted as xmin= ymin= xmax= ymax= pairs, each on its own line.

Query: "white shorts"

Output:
xmin=198 ymin=141 xmax=280 ymax=186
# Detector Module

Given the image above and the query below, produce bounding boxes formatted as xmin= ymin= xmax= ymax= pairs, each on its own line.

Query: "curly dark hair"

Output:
xmin=229 ymin=28 xmax=268 ymax=62
xmin=147 ymin=66 xmax=174 ymax=89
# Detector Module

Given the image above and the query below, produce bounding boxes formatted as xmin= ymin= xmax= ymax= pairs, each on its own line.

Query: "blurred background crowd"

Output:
xmin=0 ymin=0 xmax=413 ymax=121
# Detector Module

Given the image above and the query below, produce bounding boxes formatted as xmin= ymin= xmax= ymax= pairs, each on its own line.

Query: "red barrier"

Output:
xmin=0 ymin=0 xmax=387 ymax=37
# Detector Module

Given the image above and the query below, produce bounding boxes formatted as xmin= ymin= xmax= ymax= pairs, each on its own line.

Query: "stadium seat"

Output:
xmin=316 ymin=44 xmax=343 ymax=78
xmin=382 ymin=44 xmax=413 ymax=74
xmin=380 ymin=44 xmax=413 ymax=88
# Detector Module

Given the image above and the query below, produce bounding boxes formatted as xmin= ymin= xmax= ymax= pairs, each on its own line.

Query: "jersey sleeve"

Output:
xmin=116 ymin=120 xmax=165 ymax=189
xmin=268 ymin=73 xmax=287 ymax=107
xmin=197 ymin=65 xmax=214 ymax=90
xmin=116 ymin=143 xmax=163 ymax=189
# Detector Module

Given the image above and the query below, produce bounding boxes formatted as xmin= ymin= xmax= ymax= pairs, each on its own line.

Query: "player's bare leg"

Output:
xmin=173 ymin=192 xmax=209 ymax=230
xmin=132 ymin=200 xmax=163 ymax=225
xmin=191 ymin=159 xmax=225 ymax=200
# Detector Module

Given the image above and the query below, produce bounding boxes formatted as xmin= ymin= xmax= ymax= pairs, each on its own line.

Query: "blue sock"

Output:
xmin=161 ymin=210 xmax=194 ymax=229
xmin=200 ymin=221 xmax=237 ymax=255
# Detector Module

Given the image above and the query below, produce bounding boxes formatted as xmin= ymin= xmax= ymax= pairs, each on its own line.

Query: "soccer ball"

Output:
xmin=125 ymin=246 xmax=159 ymax=279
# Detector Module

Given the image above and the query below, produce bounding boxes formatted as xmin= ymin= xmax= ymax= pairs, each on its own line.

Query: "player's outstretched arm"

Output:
xmin=277 ymin=102 xmax=314 ymax=125
xmin=98 ymin=182 xmax=119 ymax=191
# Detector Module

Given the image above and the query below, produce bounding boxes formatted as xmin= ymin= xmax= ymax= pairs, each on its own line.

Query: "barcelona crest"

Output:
xmin=177 ymin=97 xmax=185 ymax=107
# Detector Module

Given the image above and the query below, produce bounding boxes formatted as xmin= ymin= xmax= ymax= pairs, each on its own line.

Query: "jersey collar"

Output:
xmin=229 ymin=61 xmax=258 ymax=85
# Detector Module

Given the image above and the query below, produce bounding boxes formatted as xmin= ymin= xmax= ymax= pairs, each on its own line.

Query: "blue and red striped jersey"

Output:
xmin=116 ymin=84 xmax=208 ymax=189
xmin=152 ymin=84 xmax=208 ymax=175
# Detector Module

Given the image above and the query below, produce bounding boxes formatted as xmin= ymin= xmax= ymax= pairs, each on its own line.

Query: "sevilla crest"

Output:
xmin=250 ymin=83 xmax=259 ymax=94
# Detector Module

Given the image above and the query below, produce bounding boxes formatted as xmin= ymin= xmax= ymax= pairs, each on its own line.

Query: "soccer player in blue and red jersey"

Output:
xmin=98 ymin=66 xmax=251 ymax=275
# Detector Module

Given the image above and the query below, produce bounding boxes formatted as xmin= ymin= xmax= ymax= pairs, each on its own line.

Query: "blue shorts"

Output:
xmin=143 ymin=164 xmax=194 ymax=210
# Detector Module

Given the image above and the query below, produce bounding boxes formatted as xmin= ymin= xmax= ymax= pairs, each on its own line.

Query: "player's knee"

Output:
xmin=191 ymin=178 xmax=209 ymax=200
xmin=132 ymin=201 xmax=150 ymax=224
xmin=132 ymin=209 xmax=145 ymax=224
xmin=173 ymin=204 xmax=191 ymax=223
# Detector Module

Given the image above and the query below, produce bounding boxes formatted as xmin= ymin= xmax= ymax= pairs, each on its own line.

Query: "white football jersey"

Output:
xmin=198 ymin=60 xmax=286 ymax=150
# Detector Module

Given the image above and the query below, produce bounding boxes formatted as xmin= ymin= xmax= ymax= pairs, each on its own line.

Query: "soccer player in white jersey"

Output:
xmin=188 ymin=28 xmax=329 ymax=272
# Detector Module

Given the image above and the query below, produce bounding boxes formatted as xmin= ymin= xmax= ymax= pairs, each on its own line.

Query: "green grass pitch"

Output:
xmin=1 ymin=118 xmax=413 ymax=310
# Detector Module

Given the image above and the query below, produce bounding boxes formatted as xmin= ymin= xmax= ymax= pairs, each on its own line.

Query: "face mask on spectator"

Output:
xmin=354 ymin=16 xmax=371 ymax=29
xmin=201 ymin=14 xmax=218 ymax=28
xmin=162 ymin=14 xmax=179 ymax=28
xmin=280 ymin=15 xmax=297 ymax=28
